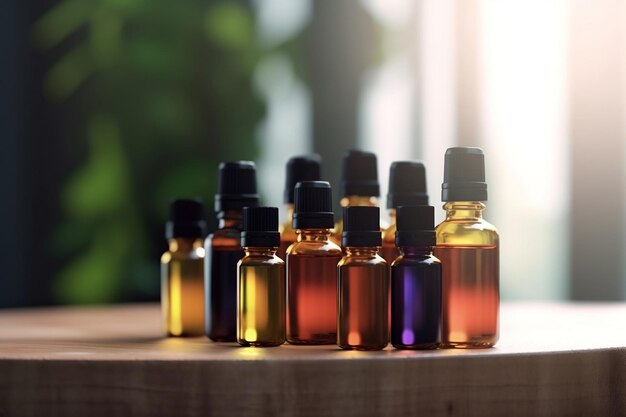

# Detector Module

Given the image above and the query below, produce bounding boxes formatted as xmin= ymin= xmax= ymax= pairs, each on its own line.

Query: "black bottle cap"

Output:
xmin=165 ymin=199 xmax=207 ymax=240
xmin=342 ymin=206 xmax=382 ymax=247
xmin=395 ymin=206 xmax=436 ymax=247
xmin=215 ymin=161 xmax=260 ymax=212
xmin=241 ymin=207 xmax=280 ymax=248
xmin=341 ymin=150 xmax=380 ymax=197
xmin=441 ymin=147 xmax=488 ymax=202
xmin=284 ymin=155 xmax=322 ymax=204
xmin=292 ymin=181 xmax=335 ymax=229
xmin=387 ymin=161 xmax=428 ymax=209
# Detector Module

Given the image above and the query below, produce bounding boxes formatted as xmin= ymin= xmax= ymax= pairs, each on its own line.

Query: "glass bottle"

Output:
xmin=287 ymin=181 xmax=342 ymax=345
xmin=332 ymin=150 xmax=385 ymax=245
xmin=161 ymin=199 xmax=207 ymax=337
xmin=391 ymin=205 xmax=441 ymax=349
xmin=381 ymin=161 xmax=428 ymax=264
xmin=337 ymin=206 xmax=389 ymax=350
xmin=238 ymin=207 xmax=285 ymax=347
xmin=205 ymin=161 xmax=259 ymax=342
xmin=278 ymin=155 xmax=321 ymax=259
xmin=434 ymin=147 xmax=499 ymax=348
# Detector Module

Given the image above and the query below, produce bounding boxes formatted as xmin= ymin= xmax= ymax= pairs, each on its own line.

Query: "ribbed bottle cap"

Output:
xmin=215 ymin=161 xmax=260 ymax=212
xmin=342 ymin=206 xmax=381 ymax=247
xmin=165 ymin=199 xmax=207 ymax=239
xmin=241 ymin=207 xmax=280 ymax=248
xmin=441 ymin=147 xmax=488 ymax=202
xmin=341 ymin=150 xmax=380 ymax=197
xmin=284 ymin=155 xmax=322 ymax=204
xmin=395 ymin=205 xmax=436 ymax=247
xmin=292 ymin=181 xmax=335 ymax=229
xmin=387 ymin=161 xmax=428 ymax=209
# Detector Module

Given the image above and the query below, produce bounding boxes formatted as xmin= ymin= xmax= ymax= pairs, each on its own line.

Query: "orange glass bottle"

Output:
xmin=278 ymin=155 xmax=321 ymax=260
xmin=161 ymin=199 xmax=207 ymax=337
xmin=434 ymin=147 xmax=499 ymax=348
xmin=205 ymin=161 xmax=259 ymax=342
xmin=337 ymin=206 xmax=389 ymax=350
xmin=287 ymin=181 xmax=342 ymax=345
xmin=381 ymin=161 xmax=429 ymax=264
xmin=332 ymin=150 xmax=385 ymax=245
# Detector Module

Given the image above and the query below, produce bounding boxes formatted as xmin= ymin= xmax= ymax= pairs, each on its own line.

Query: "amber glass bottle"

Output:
xmin=337 ymin=206 xmax=389 ymax=350
xmin=205 ymin=161 xmax=259 ymax=342
xmin=332 ymin=150 xmax=384 ymax=245
xmin=238 ymin=207 xmax=285 ymax=347
xmin=381 ymin=161 xmax=428 ymax=264
xmin=278 ymin=155 xmax=321 ymax=260
xmin=287 ymin=181 xmax=342 ymax=345
xmin=434 ymin=147 xmax=499 ymax=348
xmin=161 ymin=199 xmax=207 ymax=337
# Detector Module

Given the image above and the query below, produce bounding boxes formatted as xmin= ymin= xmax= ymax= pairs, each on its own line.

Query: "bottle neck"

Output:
xmin=399 ymin=246 xmax=433 ymax=257
xmin=345 ymin=246 xmax=379 ymax=257
xmin=340 ymin=195 xmax=379 ymax=207
xmin=443 ymin=201 xmax=485 ymax=220
xmin=168 ymin=238 xmax=203 ymax=252
xmin=388 ymin=208 xmax=396 ymax=225
xmin=296 ymin=229 xmax=333 ymax=242
xmin=244 ymin=247 xmax=277 ymax=257
xmin=217 ymin=210 xmax=242 ymax=229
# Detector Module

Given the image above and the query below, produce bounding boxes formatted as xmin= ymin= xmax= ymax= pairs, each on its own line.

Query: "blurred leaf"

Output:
xmin=204 ymin=3 xmax=253 ymax=50
xmin=62 ymin=114 xmax=130 ymax=219
xmin=33 ymin=0 xmax=96 ymax=49
xmin=90 ymin=7 xmax=122 ymax=68
xmin=44 ymin=45 xmax=93 ymax=101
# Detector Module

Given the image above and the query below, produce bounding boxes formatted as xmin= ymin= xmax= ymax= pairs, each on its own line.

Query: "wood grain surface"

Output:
xmin=1 ymin=302 xmax=625 ymax=416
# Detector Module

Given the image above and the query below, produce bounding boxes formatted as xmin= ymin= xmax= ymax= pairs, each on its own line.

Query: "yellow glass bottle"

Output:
xmin=279 ymin=155 xmax=321 ymax=259
xmin=332 ymin=150 xmax=385 ymax=245
xmin=434 ymin=148 xmax=499 ymax=348
xmin=161 ymin=199 xmax=207 ymax=337
xmin=381 ymin=161 xmax=428 ymax=264
xmin=238 ymin=207 xmax=285 ymax=347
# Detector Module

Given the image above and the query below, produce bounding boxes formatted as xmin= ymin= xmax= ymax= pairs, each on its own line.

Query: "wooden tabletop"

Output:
xmin=1 ymin=302 xmax=625 ymax=416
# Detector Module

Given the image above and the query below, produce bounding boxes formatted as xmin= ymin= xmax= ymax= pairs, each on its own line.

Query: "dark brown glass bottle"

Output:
xmin=337 ymin=206 xmax=389 ymax=350
xmin=278 ymin=155 xmax=321 ymax=259
xmin=287 ymin=181 xmax=342 ymax=345
xmin=205 ymin=161 xmax=259 ymax=342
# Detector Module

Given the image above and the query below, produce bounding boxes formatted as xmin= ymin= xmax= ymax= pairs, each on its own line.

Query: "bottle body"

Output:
xmin=337 ymin=248 xmax=389 ymax=350
xmin=278 ymin=205 xmax=296 ymax=260
xmin=161 ymin=238 xmax=205 ymax=336
xmin=237 ymin=249 xmax=286 ymax=347
xmin=205 ymin=214 xmax=244 ymax=342
xmin=434 ymin=202 xmax=499 ymax=348
xmin=391 ymin=248 xmax=441 ymax=349
xmin=381 ymin=210 xmax=398 ymax=264
xmin=287 ymin=229 xmax=342 ymax=344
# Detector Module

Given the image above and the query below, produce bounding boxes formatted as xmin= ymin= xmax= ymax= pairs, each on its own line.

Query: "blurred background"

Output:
xmin=1 ymin=0 xmax=625 ymax=307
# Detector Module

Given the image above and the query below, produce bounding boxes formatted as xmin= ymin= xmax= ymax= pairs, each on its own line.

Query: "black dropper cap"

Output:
xmin=284 ymin=155 xmax=322 ymax=204
xmin=214 ymin=161 xmax=260 ymax=212
xmin=342 ymin=206 xmax=382 ymax=247
xmin=341 ymin=150 xmax=380 ymax=197
xmin=441 ymin=147 xmax=488 ymax=202
xmin=165 ymin=199 xmax=207 ymax=240
xmin=241 ymin=207 xmax=280 ymax=248
xmin=292 ymin=181 xmax=335 ymax=229
xmin=387 ymin=161 xmax=428 ymax=209
xmin=395 ymin=206 xmax=436 ymax=247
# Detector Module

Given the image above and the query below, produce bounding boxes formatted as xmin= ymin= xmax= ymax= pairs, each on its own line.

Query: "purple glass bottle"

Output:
xmin=391 ymin=205 xmax=442 ymax=349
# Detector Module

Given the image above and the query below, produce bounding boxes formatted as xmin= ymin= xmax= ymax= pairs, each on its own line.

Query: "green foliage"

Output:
xmin=36 ymin=0 xmax=265 ymax=304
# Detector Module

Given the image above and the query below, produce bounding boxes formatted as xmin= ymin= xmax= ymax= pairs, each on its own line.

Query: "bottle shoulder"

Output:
xmin=338 ymin=253 xmax=387 ymax=267
xmin=287 ymin=240 xmax=342 ymax=256
xmin=239 ymin=255 xmax=285 ymax=267
xmin=392 ymin=254 xmax=440 ymax=268
xmin=435 ymin=218 xmax=499 ymax=246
